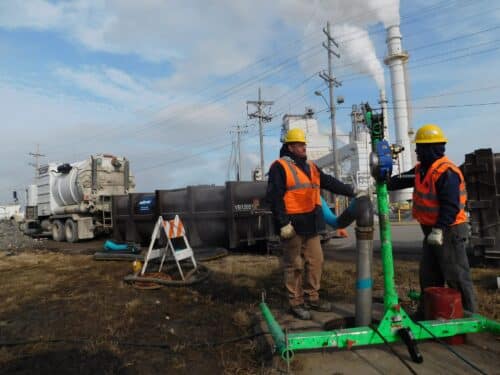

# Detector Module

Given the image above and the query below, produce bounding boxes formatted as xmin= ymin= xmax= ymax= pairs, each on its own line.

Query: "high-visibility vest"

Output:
xmin=276 ymin=157 xmax=321 ymax=214
xmin=412 ymin=156 xmax=467 ymax=226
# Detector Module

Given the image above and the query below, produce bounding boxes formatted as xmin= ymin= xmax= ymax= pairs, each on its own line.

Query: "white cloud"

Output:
xmin=1 ymin=0 xmax=500 ymax=202
xmin=0 ymin=0 xmax=61 ymax=30
xmin=54 ymin=65 xmax=172 ymax=111
xmin=0 ymin=0 xmax=398 ymax=91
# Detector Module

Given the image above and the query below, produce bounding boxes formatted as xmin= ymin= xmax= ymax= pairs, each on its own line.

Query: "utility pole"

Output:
xmin=247 ymin=87 xmax=274 ymax=177
xmin=28 ymin=144 xmax=45 ymax=182
xmin=319 ymin=22 xmax=342 ymax=180
xmin=230 ymin=124 xmax=248 ymax=181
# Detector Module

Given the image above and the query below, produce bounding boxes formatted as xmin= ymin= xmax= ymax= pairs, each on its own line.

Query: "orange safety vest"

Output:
xmin=276 ymin=157 xmax=321 ymax=215
xmin=412 ymin=156 xmax=467 ymax=226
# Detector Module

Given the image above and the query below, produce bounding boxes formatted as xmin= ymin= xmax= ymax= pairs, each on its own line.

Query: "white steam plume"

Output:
xmin=280 ymin=0 xmax=401 ymax=89
xmin=280 ymin=0 xmax=400 ymax=28
xmin=333 ymin=24 xmax=385 ymax=89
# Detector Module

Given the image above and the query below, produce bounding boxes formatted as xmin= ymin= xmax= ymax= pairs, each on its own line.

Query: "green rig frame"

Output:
xmin=260 ymin=104 xmax=500 ymax=362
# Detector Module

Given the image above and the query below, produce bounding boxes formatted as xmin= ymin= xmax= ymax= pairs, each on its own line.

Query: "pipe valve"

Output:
xmin=390 ymin=144 xmax=404 ymax=159
xmin=369 ymin=140 xmax=393 ymax=182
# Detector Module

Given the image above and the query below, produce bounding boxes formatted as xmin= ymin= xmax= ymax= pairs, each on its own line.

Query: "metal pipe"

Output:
xmin=52 ymin=202 xmax=90 ymax=214
xmin=353 ymin=197 xmax=374 ymax=326
xmin=322 ymin=195 xmax=375 ymax=325
xmin=379 ymin=89 xmax=390 ymax=141
xmin=355 ymin=225 xmax=374 ymax=326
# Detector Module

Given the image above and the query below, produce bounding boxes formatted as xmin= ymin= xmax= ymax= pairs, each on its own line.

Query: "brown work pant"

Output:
xmin=282 ymin=234 xmax=323 ymax=307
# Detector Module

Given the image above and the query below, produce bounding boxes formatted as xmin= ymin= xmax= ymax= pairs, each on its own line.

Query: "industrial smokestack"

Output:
xmin=384 ymin=25 xmax=413 ymax=202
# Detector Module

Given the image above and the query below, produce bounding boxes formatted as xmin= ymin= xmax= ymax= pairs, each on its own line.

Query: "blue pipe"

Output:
xmin=321 ymin=196 xmax=338 ymax=229
xmin=322 ymin=195 xmax=373 ymax=229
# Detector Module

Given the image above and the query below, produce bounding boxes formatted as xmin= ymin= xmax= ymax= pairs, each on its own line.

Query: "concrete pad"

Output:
xmin=257 ymin=303 xmax=500 ymax=374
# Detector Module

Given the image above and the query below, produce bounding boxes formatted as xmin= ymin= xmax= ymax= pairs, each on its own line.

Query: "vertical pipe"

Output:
xmin=379 ymin=89 xmax=390 ymax=142
xmin=376 ymin=182 xmax=399 ymax=311
xmin=355 ymin=226 xmax=374 ymax=326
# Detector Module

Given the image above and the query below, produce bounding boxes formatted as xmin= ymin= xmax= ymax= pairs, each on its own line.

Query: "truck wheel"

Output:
xmin=52 ymin=220 xmax=66 ymax=242
xmin=65 ymin=219 xmax=79 ymax=243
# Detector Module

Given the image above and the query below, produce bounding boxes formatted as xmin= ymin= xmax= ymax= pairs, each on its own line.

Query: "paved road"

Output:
xmin=324 ymin=222 xmax=423 ymax=262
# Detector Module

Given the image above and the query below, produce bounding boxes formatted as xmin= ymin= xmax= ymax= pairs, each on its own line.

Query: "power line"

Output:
xmin=28 ymin=37 xmax=500 ymax=174
xmin=412 ymin=83 xmax=500 ymax=101
xmin=4 ymin=0 xmax=496 ymax=184
xmin=43 ymin=0 xmax=489 ymax=156
xmin=134 ymin=100 xmax=500 ymax=174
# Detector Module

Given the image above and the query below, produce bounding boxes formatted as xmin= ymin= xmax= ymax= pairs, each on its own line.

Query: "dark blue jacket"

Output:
xmin=388 ymin=144 xmax=461 ymax=230
xmin=266 ymin=144 xmax=354 ymax=235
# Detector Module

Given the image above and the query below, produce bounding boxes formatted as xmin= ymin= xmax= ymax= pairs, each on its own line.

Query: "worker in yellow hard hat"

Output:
xmin=266 ymin=127 xmax=360 ymax=320
xmin=388 ymin=124 xmax=476 ymax=319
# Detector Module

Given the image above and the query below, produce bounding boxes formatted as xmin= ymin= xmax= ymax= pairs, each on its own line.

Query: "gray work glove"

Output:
xmin=427 ymin=228 xmax=443 ymax=246
xmin=280 ymin=222 xmax=296 ymax=240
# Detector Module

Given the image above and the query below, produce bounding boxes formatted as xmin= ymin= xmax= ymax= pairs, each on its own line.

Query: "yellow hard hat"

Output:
xmin=284 ymin=128 xmax=306 ymax=143
xmin=414 ymin=124 xmax=448 ymax=144
xmin=132 ymin=260 xmax=143 ymax=274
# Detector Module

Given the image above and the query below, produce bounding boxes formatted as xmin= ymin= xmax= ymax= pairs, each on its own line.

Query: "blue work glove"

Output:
xmin=321 ymin=196 xmax=338 ymax=229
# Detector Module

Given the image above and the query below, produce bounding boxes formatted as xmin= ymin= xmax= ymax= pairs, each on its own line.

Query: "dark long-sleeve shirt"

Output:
xmin=388 ymin=166 xmax=461 ymax=229
xmin=266 ymin=150 xmax=354 ymax=235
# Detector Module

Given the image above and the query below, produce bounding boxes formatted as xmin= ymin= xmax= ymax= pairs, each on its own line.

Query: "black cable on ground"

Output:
xmin=0 ymin=331 xmax=270 ymax=350
xmin=414 ymin=321 xmax=487 ymax=375
xmin=369 ymin=324 xmax=418 ymax=375
xmin=192 ymin=332 xmax=270 ymax=348
xmin=123 ymin=264 xmax=210 ymax=287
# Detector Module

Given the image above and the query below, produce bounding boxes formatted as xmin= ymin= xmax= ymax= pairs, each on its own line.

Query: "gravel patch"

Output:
xmin=0 ymin=219 xmax=47 ymax=253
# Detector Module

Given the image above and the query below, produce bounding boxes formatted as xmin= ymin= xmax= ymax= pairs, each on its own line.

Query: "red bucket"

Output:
xmin=424 ymin=287 xmax=465 ymax=345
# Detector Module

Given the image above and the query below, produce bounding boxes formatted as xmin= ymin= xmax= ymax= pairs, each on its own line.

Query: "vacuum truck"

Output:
xmin=24 ymin=154 xmax=135 ymax=242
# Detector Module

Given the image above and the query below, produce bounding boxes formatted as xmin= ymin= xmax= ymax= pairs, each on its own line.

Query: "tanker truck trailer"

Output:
xmin=24 ymin=154 xmax=135 ymax=242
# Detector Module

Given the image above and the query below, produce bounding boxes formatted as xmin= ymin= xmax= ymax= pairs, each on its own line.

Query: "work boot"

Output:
xmin=289 ymin=305 xmax=312 ymax=320
xmin=306 ymin=300 xmax=333 ymax=312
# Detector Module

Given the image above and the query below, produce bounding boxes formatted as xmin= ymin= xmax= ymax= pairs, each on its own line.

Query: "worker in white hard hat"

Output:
xmin=266 ymin=127 xmax=360 ymax=320
xmin=388 ymin=124 xmax=476 ymax=319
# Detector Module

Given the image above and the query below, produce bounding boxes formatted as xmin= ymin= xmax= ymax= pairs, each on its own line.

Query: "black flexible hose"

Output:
xmin=414 ymin=321 xmax=488 ymax=375
xmin=369 ymin=324 xmax=418 ymax=375
xmin=0 ymin=332 xmax=270 ymax=350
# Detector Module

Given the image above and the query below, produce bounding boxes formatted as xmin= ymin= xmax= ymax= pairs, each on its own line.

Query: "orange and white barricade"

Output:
xmin=141 ymin=215 xmax=197 ymax=280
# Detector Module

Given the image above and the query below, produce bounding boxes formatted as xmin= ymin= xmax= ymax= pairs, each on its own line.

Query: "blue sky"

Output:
xmin=0 ymin=0 xmax=499 ymax=204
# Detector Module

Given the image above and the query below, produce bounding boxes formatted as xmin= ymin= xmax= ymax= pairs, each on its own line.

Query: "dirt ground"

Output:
xmin=0 ymin=227 xmax=499 ymax=374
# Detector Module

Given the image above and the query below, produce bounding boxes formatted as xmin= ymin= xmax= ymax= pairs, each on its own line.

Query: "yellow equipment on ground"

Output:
xmin=132 ymin=260 xmax=143 ymax=274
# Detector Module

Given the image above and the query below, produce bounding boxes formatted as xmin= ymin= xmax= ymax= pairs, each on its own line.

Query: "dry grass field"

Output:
xmin=0 ymin=243 xmax=498 ymax=374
